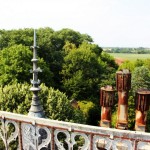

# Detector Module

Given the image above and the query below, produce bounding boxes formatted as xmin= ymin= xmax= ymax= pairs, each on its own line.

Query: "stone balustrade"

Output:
xmin=0 ymin=111 xmax=150 ymax=150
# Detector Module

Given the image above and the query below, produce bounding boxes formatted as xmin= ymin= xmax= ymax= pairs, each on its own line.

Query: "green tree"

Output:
xmin=63 ymin=41 xmax=77 ymax=54
xmin=0 ymin=28 xmax=97 ymax=90
xmin=143 ymin=59 xmax=150 ymax=70
xmin=134 ymin=59 xmax=144 ymax=68
xmin=56 ymin=28 xmax=93 ymax=47
xmin=78 ymin=100 xmax=100 ymax=126
xmin=0 ymin=83 xmax=31 ymax=113
xmin=0 ymin=29 xmax=33 ymax=49
xmin=0 ymin=44 xmax=32 ymax=85
xmin=43 ymin=87 xmax=85 ymax=123
xmin=99 ymin=52 xmax=118 ymax=87
xmin=0 ymin=44 xmax=53 ymax=86
xmin=0 ymin=83 xmax=85 ymax=123
xmin=131 ymin=66 xmax=150 ymax=93
xmin=37 ymin=28 xmax=94 ymax=89
xmin=61 ymin=42 xmax=105 ymax=102
xmin=119 ymin=60 xmax=135 ymax=72
xmin=128 ymin=95 xmax=135 ymax=130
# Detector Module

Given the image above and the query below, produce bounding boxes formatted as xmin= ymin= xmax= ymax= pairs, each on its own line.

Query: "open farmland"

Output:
xmin=109 ymin=53 xmax=150 ymax=61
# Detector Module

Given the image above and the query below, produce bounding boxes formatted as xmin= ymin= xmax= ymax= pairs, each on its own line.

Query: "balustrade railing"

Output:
xmin=0 ymin=111 xmax=150 ymax=150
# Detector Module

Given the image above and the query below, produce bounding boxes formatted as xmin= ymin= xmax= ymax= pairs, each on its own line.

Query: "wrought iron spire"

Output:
xmin=28 ymin=29 xmax=45 ymax=118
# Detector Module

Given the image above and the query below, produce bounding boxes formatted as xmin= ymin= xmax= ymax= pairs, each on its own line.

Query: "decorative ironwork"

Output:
xmin=0 ymin=111 xmax=150 ymax=149
xmin=21 ymin=123 xmax=51 ymax=150
xmin=54 ymin=129 xmax=90 ymax=149
xmin=28 ymin=29 xmax=44 ymax=118
xmin=0 ymin=118 xmax=19 ymax=150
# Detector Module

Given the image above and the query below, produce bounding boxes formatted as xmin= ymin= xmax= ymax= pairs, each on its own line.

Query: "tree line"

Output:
xmin=104 ymin=47 xmax=150 ymax=54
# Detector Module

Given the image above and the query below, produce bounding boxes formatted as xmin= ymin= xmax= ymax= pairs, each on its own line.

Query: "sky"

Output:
xmin=0 ymin=0 xmax=150 ymax=48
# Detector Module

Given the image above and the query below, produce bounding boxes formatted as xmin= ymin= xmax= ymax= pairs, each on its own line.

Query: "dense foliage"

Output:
xmin=0 ymin=83 xmax=85 ymax=123
xmin=62 ymin=42 xmax=104 ymax=102
xmin=0 ymin=27 xmax=150 ymax=131
xmin=0 ymin=27 xmax=118 ymax=125
xmin=0 ymin=44 xmax=53 ymax=86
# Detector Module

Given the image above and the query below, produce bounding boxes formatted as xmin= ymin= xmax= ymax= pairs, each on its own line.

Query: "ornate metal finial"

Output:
xmin=28 ymin=29 xmax=45 ymax=118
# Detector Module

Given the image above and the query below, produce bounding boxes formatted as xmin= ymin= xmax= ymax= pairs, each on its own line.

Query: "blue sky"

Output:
xmin=0 ymin=0 xmax=150 ymax=47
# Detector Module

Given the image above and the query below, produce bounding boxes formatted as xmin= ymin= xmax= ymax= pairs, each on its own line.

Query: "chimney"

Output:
xmin=135 ymin=89 xmax=150 ymax=132
xmin=116 ymin=69 xmax=131 ymax=129
xmin=100 ymin=85 xmax=115 ymax=128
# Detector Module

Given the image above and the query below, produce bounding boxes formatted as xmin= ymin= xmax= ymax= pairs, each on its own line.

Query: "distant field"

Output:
xmin=109 ymin=53 xmax=150 ymax=61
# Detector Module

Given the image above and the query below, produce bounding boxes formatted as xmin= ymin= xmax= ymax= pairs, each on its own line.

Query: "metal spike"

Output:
xmin=28 ymin=29 xmax=45 ymax=118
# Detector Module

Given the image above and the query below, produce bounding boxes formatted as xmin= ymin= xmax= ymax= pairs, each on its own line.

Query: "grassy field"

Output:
xmin=109 ymin=53 xmax=150 ymax=61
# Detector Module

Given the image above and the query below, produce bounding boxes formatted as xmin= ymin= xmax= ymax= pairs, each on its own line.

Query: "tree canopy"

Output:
xmin=61 ymin=42 xmax=114 ymax=103
xmin=1 ymin=27 xmax=150 ymax=130
xmin=0 ymin=83 xmax=85 ymax=123
xmin=0 ymin=44 xmax=53 ymax=86
xmin=0 ymin=27 xmax=118 ymax=125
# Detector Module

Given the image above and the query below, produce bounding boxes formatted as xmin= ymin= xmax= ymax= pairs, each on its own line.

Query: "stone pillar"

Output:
xmin=100 ymin=85 xmax=115 ymax=128
xmin=116 ymin=69 xmax=131 ymax=129
xmin=135 ymin=89 xmax=150 ymax=132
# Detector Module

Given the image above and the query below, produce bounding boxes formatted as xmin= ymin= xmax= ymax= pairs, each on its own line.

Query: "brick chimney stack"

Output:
xmin=135 ymin=89 xmax=150 ymax=132
xmin=100 ymin=85 xmax=115 ymax=128
xmin=116 ymin=69 xmax=131 ymax=129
